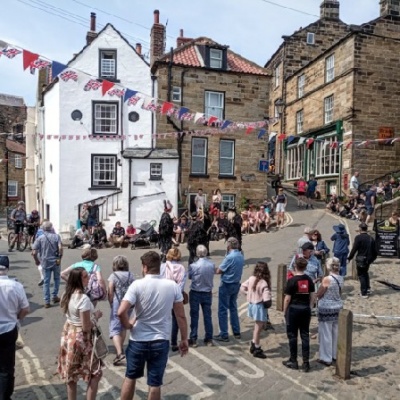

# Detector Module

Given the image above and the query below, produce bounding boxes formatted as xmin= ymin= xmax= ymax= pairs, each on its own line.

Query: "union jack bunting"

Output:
xmin=108 ymin=88 xmax=125 ymax=97
xmin=127 ymin=95 xmax=141 ymax=106
xmin=31 ymin=59 xmax=51 ymax=70
xmin=84 ymin=79 xmax=102 ymax=91
xmin=1 ymin=47 xmax=22 ymax=59
xmin=60 ymin=70 xmax=78 ymax=82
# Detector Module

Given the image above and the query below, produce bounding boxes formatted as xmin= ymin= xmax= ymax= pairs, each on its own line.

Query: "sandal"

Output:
xmin=113 ymin=353 xmax=126 ymax=366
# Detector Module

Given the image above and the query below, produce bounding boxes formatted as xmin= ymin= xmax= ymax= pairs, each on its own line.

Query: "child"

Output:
xmin=108 ymin=255 xmax=135 ymax=365
xmin=241 ymin=262 xmax=272 ymax=359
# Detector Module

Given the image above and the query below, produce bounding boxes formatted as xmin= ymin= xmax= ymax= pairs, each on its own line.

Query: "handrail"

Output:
xmin=358 ymin=169 xmax=400 ymax=192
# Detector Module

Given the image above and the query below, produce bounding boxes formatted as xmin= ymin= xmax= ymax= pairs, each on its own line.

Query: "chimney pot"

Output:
xmin=90 ymin=12 xmax=96 ymax=32
xmin=320 ymin=0 xmax=340 ymax=20
xmin=380 ymin=0 xmax=400 ymax=17
xmin=136 ymin=43 xmax=142 ymax=55
xmin=180 ymin=29 xmax=184 ymax=37
xmin=154 ymin=10 xmax=160 ymax=24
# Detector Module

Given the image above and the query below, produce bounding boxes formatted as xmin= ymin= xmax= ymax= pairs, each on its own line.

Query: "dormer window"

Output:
xmin=210 ymin=49 xmax=223 ymax=68
xmin=99 ymin=49 xmax=117 ymax=80
xmin=204 ymin=47 xmax=227 ymax=70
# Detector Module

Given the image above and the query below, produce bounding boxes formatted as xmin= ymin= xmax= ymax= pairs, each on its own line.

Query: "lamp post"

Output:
xmin=275 ymin=98 xmax=285 ymax=175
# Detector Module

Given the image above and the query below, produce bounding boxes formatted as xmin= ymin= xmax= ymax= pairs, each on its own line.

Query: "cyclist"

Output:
xmin=27 ymin=210 xmax=41 ymax=250
xmin=9 ymin=201 xmax=27 ymax=252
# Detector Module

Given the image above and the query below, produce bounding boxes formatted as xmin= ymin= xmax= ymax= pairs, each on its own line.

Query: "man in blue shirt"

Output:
xmin=289 ymin=242 xmax=323 ymax=284
xmin=214 ymin=237 xmax=244 ymax=342
xmin=188 ymin=245 xmax=216 ymax=347
xmin=306 ymin=175 xmax=318 ymax=210
xmin=364 ymin=185 xmax=377 ymax=225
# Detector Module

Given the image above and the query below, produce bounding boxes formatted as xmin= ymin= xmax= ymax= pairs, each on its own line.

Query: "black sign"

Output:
xmin=375 ymin=220 xmax=399 ymax=258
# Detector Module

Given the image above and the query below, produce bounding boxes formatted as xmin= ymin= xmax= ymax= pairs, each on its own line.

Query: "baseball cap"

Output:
xmin=0 ymin=255 xmax=10 ymax=270
xmin=301 ymin=242 xmax=314 ymax=251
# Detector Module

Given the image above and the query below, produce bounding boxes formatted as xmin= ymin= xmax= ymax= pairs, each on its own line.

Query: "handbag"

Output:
xmin=355 ymin=255 xmax=368 ymax=269
xmin=91 ymin=323 xmax=109 ymax=360
xmin=86 ymin=263 xmax=107 ymax=302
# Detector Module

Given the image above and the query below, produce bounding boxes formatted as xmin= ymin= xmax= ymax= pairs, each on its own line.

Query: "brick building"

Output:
xmin=0 ymin=93 xmax=27 ymax=210
xmin=279 ymin=0 xmax=400 ymax=197
xmin=150 ymin=10 xmax=270 ymax=212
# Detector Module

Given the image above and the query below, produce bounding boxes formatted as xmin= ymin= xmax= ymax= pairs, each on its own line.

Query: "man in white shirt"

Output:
xmin=194 ymin=188 xmax=205 ymax=212
xmin=350 ymin=171 xmax=360 ymax=195
xmin=0 ymin=255 xmax=30 ymax=400
xmin=297 ymin=227 xmax=312 ymax=254
xmin=118 ymin=251 xmax=188 ymax=400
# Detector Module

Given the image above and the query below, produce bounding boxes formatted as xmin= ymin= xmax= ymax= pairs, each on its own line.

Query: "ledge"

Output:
xmin=88 ymin=187 xmax=119 ymax=191
xmin=218 ymin=175 xmax=237 ymax=180
xmin=189 ymin=174 xmax=210 ymax=179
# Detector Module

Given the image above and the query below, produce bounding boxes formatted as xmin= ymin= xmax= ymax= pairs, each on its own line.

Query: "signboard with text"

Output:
xmin=258 ymin=159 xmax=269 ymax=172
xmin=374 ymin=219 xmax=399 ymax=258
xmin=378 ymin=127 xmax=394 ymax=140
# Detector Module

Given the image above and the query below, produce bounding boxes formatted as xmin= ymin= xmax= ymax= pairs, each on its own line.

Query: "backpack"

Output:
xmin=113 ymin=272 xmax=132 ymax=303
xmin=86 ymin=263 xmax=107 ymax=302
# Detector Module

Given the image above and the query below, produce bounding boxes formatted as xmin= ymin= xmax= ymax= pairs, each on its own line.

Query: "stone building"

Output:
xmin=280 ymin=0 xmax=400 ymax=197
xmin=0 ymin=93 xmax=27 ymax=209
xmin=150 ymin=10 xmax=270 ymax=212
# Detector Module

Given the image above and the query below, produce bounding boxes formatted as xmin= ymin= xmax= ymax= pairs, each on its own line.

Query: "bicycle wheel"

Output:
xmin=8 ymin=232 xmax=15 ymax=247
xmin=17 ymin=232 xmax=28 ymax=252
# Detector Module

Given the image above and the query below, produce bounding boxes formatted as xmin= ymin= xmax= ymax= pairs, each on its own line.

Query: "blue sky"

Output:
xmin=0 ymin=0 xmax=379 ymax=106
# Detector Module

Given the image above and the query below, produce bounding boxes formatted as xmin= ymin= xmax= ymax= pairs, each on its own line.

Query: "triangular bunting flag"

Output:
xmin=178 ymin=107 xmax=190 ymax=119
xmin=23 ymin=50 xmax=39 ymax=70
xmin=278 ymin=133 xmax=286 ymax=142
xmin=287 ymin=135 xmax=295 ymax=144
xmin=161 ymin=102 xmax=174 ymax=115
xmin=208 ymin=116 xmax=218 ymax=126
xmin=258 ymin=129 xmax=267 ymax=139
xmin=306 ymin=138 xmax=314 ymax=149
xmin=269 ymin=132 xmax=277 ymax=141
xmin=102 ymin=80 xmax=114 ymax=96
xmin=221 ymin=120 xmax=232 ymax=130
xmin=124 ymin=89 xmax=138 ymax=102
xmin=51 ymin=61 xmax=67 ymax=78
xmin=194 ymin=113 xmax=205 ymax=124
xmin=246 ymin=126 xmax=255 ymax=135
xmin=298 ymin=137 xmax=306 ymax=145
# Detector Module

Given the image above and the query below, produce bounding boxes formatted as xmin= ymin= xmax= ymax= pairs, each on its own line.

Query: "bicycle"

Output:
xmin=8 ymin=223 xmax=28 ymax=252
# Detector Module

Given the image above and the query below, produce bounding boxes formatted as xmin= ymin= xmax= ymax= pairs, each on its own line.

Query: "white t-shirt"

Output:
xmin=123 ymin=274 xmax=183 ymax=341
xmin=350 ymin=175 xmax=359 ymax=190
xmin=66 ymin=293 xmax=93 ymax=326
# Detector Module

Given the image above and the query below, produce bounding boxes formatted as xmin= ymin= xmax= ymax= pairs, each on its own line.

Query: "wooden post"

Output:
xmin=351 ymin=259 xmax=358 ymax=280
xmin=276 ymin=263 xmax=287 ymax=311
xmin=336 ymin=309 xmax=353 ymax=380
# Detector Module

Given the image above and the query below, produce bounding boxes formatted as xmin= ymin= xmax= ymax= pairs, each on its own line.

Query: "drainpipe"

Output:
xmin=151 ymin=75 xmax=157 ymax=149
xmin=5 ymin=149 xmax=9 ymax=207
xmin=128 ymin=158 xmax=132 ymax=222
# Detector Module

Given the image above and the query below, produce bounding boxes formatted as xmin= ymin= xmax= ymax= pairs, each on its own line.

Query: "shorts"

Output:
xmin=125 ymin=339 xmax=169 ymax=387
xmin=248 ymin=303 xmax=267 ymax=322
xmin=87 ymin=216 xmax=97 ymax=227
xmin=276 ymin=203 xmax=286 ymax=213
xmin=14 ymin=222 xmax=24 ymax=234
xmin=366 ymin=206 xmax=374 ymax=216
xmin=306 ymin=191 xmax=315 ymax=199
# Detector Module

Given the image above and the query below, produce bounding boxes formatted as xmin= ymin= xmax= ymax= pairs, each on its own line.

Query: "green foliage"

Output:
xmin=239 ymin=196 xmax=249 ymax=212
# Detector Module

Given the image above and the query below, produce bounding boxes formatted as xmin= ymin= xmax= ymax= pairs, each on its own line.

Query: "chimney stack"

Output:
xmin=176 ymin=29 xmax=193 ymax=47
xmin=320 ymin=0 xmax=340 ymax=20
xmin=86 ymin=12 xmax=97 ymax=45
xmin=136 ymin=43 xmax=142 ymax=55
xmin=380 ymin=0 xmax=400 ymax=17
xmin=150 ymin=10 xmax=165 ymax=67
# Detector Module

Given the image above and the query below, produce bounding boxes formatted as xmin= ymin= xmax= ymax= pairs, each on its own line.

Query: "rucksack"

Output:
xmin=86 ymin=263 xmax=107 ymax=302
xmin=112 ymin=272 xmax=132 ymax=303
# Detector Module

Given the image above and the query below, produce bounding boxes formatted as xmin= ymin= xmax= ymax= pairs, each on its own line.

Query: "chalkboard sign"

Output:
xmin=374 ymin=220 xmax=399 ymax=258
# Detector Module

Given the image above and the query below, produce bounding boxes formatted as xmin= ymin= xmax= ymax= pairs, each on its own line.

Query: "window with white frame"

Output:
xmin=315 ymin=136 xmax=340 ymax=176
xmin=172 ymin=86 xmax=181 ymax=102
xmin=100 ymin=50 xmax=117 ymax=79
xmin=219 ymin=139 xmax=235 ymax=176
xmin=221 ymin=194 xmax=235 ymax=211
xmin=298 ymin=74 xmax=305 ymax=98
xmin=93 ymin=102 xmax=118 ymax=135
xmin=307 ymin=32 xmax=315 ymax=45
xmin=205 ymin=91 xmax=224 ymax=120
xmin=150 ymin=163 xmax=162 ymax=180
xmin=210 ymin=48 xmax=223 ymax=69
xmin=14 ymin=154 xmax=22 ymax=168
xmin=324 ymin=95 xmax=334 ymax=124
xmin=92 ymin=155 xmax=117 ymax=187
xmin=275 ymin=64 xmax=280 ymax=88
xmin=286 ymin=146 xmax=304 ymax=180
xmin=191 ymin=137 xmax=208 ymax=174
xmin=296 ymin=110 xmax=304 ymax=134
xmin=274 ymin=103 xmax=280 ymax=119
xmin=325 ymin=54 xmax=335 ymax=83
xmin=8 ymin=180 xmax=18 ymax=197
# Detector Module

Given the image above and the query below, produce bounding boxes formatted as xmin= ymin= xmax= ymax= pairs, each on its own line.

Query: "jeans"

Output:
xmin=43 ymin=264 xmax=61 ymax=304
xmin=357 ymin=265 xmax=370 ymax=295
xmin=218 ymin=282 xmax=241 ymax=338
xmin=125 ymin=340 xmax=169 ymax=387
xmin=286 ymin=305 xmax=311 ymax=362
xmin=335 ymin=253 xmax=348 ymax=276
xmin=189 ymin=290 xmax=213 ymax=341
xmin=171 ymin=311 xmax=179 ymax=346
xmin=0 ymin=325 xmax=18 ymax=400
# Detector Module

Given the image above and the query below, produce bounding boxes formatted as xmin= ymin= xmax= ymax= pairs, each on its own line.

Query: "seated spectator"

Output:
xmin=109 ymin=221 xmax=125 ymax=248
xmin=92 ymin=222 xmax=107 ymax=248
xmin=125 ymin=223 xmax=136 ymax=239
xmin=326 ymin=194 xmax=339 ymax=214
xmin=248 ymin=205 xmax=259 ymax=233
xmin=216 ymin=211 xmax=229 ymax=235
xmin=176 ymin=216 xmax=190 ymax=243
xmin=69 ymin=224 xmax=90 ymax=249
xmin=257 ymin=205 xmax=271 ymax=232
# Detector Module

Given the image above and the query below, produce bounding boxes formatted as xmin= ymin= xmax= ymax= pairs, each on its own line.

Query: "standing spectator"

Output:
xmin=240 ymin=262 xmax=272 ymax=359
xmin=289 ymin=242 xmax=323 ymax=284
xmin=187 ymin=213 xmax=209 ymax=266
xmin=226 ymin=206 xmax=243 ymax=250
xmin=79 ymin=204 xmax=89 ymax=228
xmin=211 ymin=189 xmax=222 ymax=216
xmin=306 ymin=175 xmax=318 ymax=209
xmin=347 ymin=223 xmax=377 ymax=298
xmin=310 ymin=230 xmax=330 ymax=264
xmin=87 ymin=199 xmax=105 ymax=235
xmin=274 ymin=188 xmax=287 ymax=229
xmin=364 ymin=185 xmax=377 ymax=225
xmin=330 ymin=224 xmax=350 ymax=276
xmin=32 ymin=221 xmax=63 ymax=308
xmin=214 ymin=237 xmax=244 ymax=342
xmin=349 ymin=171 xmax=360 ymax=195
xmin=117 ymin=251 xmax=188 ymax=400
xmin=158 ymin=200 xmax=174 ymax=261
xmin=0 ymin=255 xmax=30 ymax=400
xmin=272 ymin=174 xmax=282 ymax=196
xmin=297 ymin=227 xmax=312 ymax=254
xmin=282 ymin=257 xmax=316 ymax=372
xmin=8 ymin=201 xmax=27 ymax=252
xmin=194 ymin=188 xmax=205 ymax=212
xmin=188 ymin=245 xmax=215 ymax=348
xmin=69 ymin=224 xmax=90 ymax=249
xmin=297 ymin=177 xmax=307 ymax=208
xmin=108 ymin=256 xmax=135 ymax=366
xmin=26 ymin=209 xmax=41 ymax=250
xmin=58 ymin=268 xmax=103 ymax=399
xmin=109 ymin=221 xmax=126 ymax=248
xmin=317 ymin=257 xmax=344 ymax=367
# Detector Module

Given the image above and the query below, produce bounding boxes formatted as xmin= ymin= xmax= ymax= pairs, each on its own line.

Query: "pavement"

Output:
xmin=3 ymin=194 xmax=400 ymax=400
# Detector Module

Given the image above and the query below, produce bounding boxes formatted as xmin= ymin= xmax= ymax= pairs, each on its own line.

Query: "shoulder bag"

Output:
xmin=86 ymin=263 xmax=107 ymax=302
xmin=91 ymin=322 xmax=109 ymax=360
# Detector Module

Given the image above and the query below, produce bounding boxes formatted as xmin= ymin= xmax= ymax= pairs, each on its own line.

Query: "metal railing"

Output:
xmin=358 ymin=169 xmax=400 ymax=193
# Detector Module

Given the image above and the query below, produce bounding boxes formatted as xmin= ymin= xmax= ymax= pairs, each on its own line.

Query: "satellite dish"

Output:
xmin=128 ymin=111 xmax=140 ymax=123
xmin=71 ymin=110 xmax=83 ymax=121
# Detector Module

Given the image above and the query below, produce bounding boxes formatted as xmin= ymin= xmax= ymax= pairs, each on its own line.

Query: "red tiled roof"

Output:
xmin=160 ymin=37 xmax=268 ymax=76
xmin=6 ymin=139 xmax=26 ymax=154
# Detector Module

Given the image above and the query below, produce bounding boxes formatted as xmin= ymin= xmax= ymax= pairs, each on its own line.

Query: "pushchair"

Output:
xmin=130 ymin=221 xmax=159 ymax=250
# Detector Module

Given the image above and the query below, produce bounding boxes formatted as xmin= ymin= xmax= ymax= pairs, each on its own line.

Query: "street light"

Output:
xmin=275 ymin=98 xmax=285 ymax=116
xmin=274 ymin=98 xmax=285 ymax=175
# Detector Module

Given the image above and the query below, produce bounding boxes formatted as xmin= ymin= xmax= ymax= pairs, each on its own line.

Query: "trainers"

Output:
xmin=38 ymin=279 xmax=44 ymax=287
xmin=367 ymin=289 xmax=372 ymax=294
xmin=282 ymin=359 xmax=299 ymax=370
xmin=52 ymin=296 xmax=61 ymax=304
xmin=359 ymin=293 xmax=369 ymax=299
xmin=253 ymin=348 xmax=267 ymax=359
xmin=171 ymin=345 xmax=179 ymax=352
xmin=250 ymin=341 xmax=256 ymax=354
xmin=204 ymin=340 xmax=215 ymax=347
xmin=234 ymin=333 xmax=241 ymax=340
xmin=302 ymin=362 xmax=311 ymax=372
xmin=188 ymin=339 xmax=198 ymax=348
xmin=213 ymin=334 xmax=229 ymax=342
xmin=44 ymin=303 xmax=51 ymax=309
